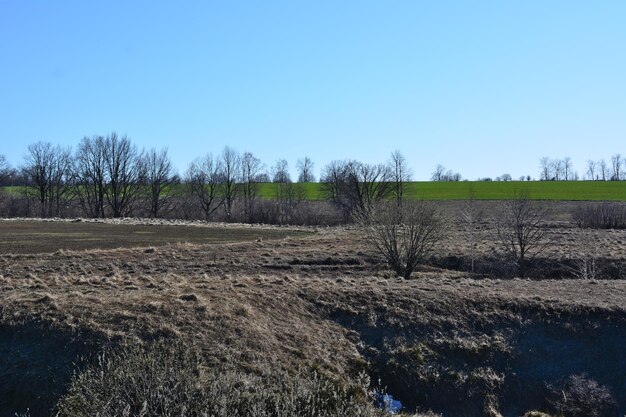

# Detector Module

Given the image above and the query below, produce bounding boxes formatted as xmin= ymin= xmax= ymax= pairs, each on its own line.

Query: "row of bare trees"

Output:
xmin=585 ymin=154 xmax=626 ymax=181
xmin=1 ymin=134 xmax=325 ymax=221
xmin=540 ymin=154 xmax=626 ymax=181
xmin=19 ymin=135 xmax=171 ymax=218
xmin=321 ymin=150 xmax=412 ymax=222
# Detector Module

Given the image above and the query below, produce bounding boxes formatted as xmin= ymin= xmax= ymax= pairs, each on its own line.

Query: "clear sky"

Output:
xmin=1 ymin=1 xmax=625 ymax=180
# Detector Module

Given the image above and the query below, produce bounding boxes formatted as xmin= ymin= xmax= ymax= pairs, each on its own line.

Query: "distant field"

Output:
xmin=3 ymin=181 xmax=626 ymax=201
xmin=259 ymin=181 xmax=626 ymax=201
xmin=0 ymin=220 xmax=309 ymax=254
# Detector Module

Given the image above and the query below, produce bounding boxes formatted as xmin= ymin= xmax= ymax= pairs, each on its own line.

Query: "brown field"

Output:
xmin=0 ymin=219 xmax=311 ymax=254
xmin=1 ymin=209 xmax=625 ymax=417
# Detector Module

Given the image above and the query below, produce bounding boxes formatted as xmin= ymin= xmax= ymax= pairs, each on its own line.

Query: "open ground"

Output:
xmin=0 ymin=203 xmax=625 ymax=417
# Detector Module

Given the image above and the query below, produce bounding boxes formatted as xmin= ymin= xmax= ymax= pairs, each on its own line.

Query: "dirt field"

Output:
xmin=0 ymin=216 xmax=625 ymax=417
xmin=0 ymin=219 xmax=311 ymax=254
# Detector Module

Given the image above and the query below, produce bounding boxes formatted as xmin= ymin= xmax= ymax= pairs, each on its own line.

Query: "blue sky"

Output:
xmin=1 ymin=1 xmax=625 ymax=180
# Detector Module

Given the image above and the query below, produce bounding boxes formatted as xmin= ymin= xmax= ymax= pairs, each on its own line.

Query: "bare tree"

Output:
xmin=276 ymin=182 xmax=307 ymax=223
xmin=459 ymin=186 xmax=483 ymax=273
xmin=610 ymin=154 xmax=623 ymax=181
xmin=551 ymin=159 xmax=563 ymax=181
xmin=563 ymin=157 xmax=573 ymax=181
xmin=23 ymin=142 xmax=72 ymax=217
xmin=539 ymin=157 xmax=551 ymax=181
xmin=389 ymin=150 xmax=412 ymax=208
xmin=322 ymin=160 xmax=392 ymax=222
xmin=599 ymin=159 xmax=608 ymax=181
xmin=272 ymin=158 xmax=291 ymax=183
xmin=240 ymin=151 xmax=263 ymax=222
xmin=358 ymin=201 xmax=446 ymax=279
xmin=73 ymin=135 xmax=107 ymax=217
xmin=431 ymin=164 xmax=446 ymax=181
xmin=586 ymin=160 xmax=597 ymax=181
xmin=219 ymin=146 xmax=240 ymax=221
xmin=321 ymin=160 xmax=350 ymax=221
xmin=103 ymin=133 xmax=143 ymax=218
xmin=142 ymin=148 xmax=173 ymax=218
xmin=494 ymin=189 xmax=551 ymax=278
xmin=0 ymin=154 xmax=8 ymax=181
xmin=187 ymin=154 xmax=223 ymax=221
xmin=296 ymin=157 xmax=315 ymax=183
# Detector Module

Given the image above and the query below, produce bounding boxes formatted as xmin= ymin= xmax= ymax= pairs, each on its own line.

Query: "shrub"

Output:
xmin=572 ymin=202 xmax=626 ymax=229
xmin=55 ymin=341 xmax=384 ymax=417
xmin=357 ymin=201 xmax=446 ymax=279
xmin=547 ymin=374 xmax=617 ymax=417
xmin=493 ymin=190 xmax=551 ymax=278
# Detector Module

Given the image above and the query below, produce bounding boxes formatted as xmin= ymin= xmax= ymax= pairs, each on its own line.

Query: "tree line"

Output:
xmin=539 ymin=155 xmax=626 ymax=181
xmin=0 ymin=134 xmax=414 ymax=222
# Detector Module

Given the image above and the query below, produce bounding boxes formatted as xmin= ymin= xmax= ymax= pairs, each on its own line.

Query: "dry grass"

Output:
xmin=0 ymin=217 xmax=625 ymax=416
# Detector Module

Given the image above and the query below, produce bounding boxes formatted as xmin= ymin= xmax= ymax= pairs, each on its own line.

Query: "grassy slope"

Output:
xmin=3 ymin=181 xmax=625 ymax=201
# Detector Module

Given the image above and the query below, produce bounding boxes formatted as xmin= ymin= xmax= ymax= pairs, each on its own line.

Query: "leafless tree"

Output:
xmin=539 ymin=157 xmax=551 ymax=181
xmin=358 ymin=201 xmax=446 ymax=279
xmin=272 ymin=158 xmax=291 ymax=183
xmin=494 ymin=189 xmax=551 ymax=278
xmin=240 ymin=151 xmax=263 ymax=222
xmin=551 ymin=159 xmax=564 ymax=181
xmin=73 ymin=135 xmax=107 ymax=217
xmin=563 ymin=157 xmax=573 ymax=181
xmin=23 ymin=142 xmax=72 ymax=217
xmin=460 ymin=187 xmax=483 ymax=273
xmin=296 ymin=157 xmax=315 ymax=183
xmin=322 ymin=160 xmax=392 ymax=222
xmin=431 ymin=164 xmax=446 ymax=181
xmin=219 ymin=146 xmax=240 ymax=221
xmin=276 ymin=182 xmax=307 ymax=223
xmin=586 ymin=160 xmax=597 ymax=181
xmin=599 ymin=159 xmax=608 ymax=181
xmin=389 ymin=150 xmax=412 ymax=208
xmin=142 ymin=148 xmax=173 ymax=218
xmin=103 ymin=133 xmax=143 ymax=218
xmin=610 ymin=154 xmax=623 ymax=180
xmin=431 ymin=164 xmax=461 ymax=181
xmin=0 ymin=154 xmax=8 ymax=180
xmin=187 ymin=154 xmax=223 ymax=221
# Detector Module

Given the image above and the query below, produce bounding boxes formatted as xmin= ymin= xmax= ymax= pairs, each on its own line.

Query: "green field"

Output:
xmin=3 ymin=181 xmax=626 ymax=202
xmin=258 ymin=181 xmax=626 ymax=201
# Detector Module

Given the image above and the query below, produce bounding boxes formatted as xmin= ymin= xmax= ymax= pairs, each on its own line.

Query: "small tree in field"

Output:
xmin=494 ymin=189 xmax=550 ymax=278
xmin=358 ymin=202 xmax=446 ymax=279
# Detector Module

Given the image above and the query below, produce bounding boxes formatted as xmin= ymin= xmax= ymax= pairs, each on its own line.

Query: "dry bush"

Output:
xmin=547 ymin=374 xmax=617 ymax=417
xmin=493 ymin=190 xmax=551 ymax=278
xmin=564 ymin=227 xmax=602 ymax=279
xmin=572 ymin=202 xmax=626 ymax=229
xmin=55 ymin=341 xmax=385 ymax=417
xmin=358 ymin=202 xmax=446 ymax=279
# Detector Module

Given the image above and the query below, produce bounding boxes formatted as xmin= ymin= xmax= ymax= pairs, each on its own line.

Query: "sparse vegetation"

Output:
xmin=358 ymin=201 xmax=446 ymax=279
xmin=572 ymin=201 xmax=626 ymax=229
xmin=494 ymin=190 xmax=551 ymax=278
xmin=0 ymin=215 xmax=625 ymax=416
xmin=547 ymin=374 xmax=618 ymax=417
